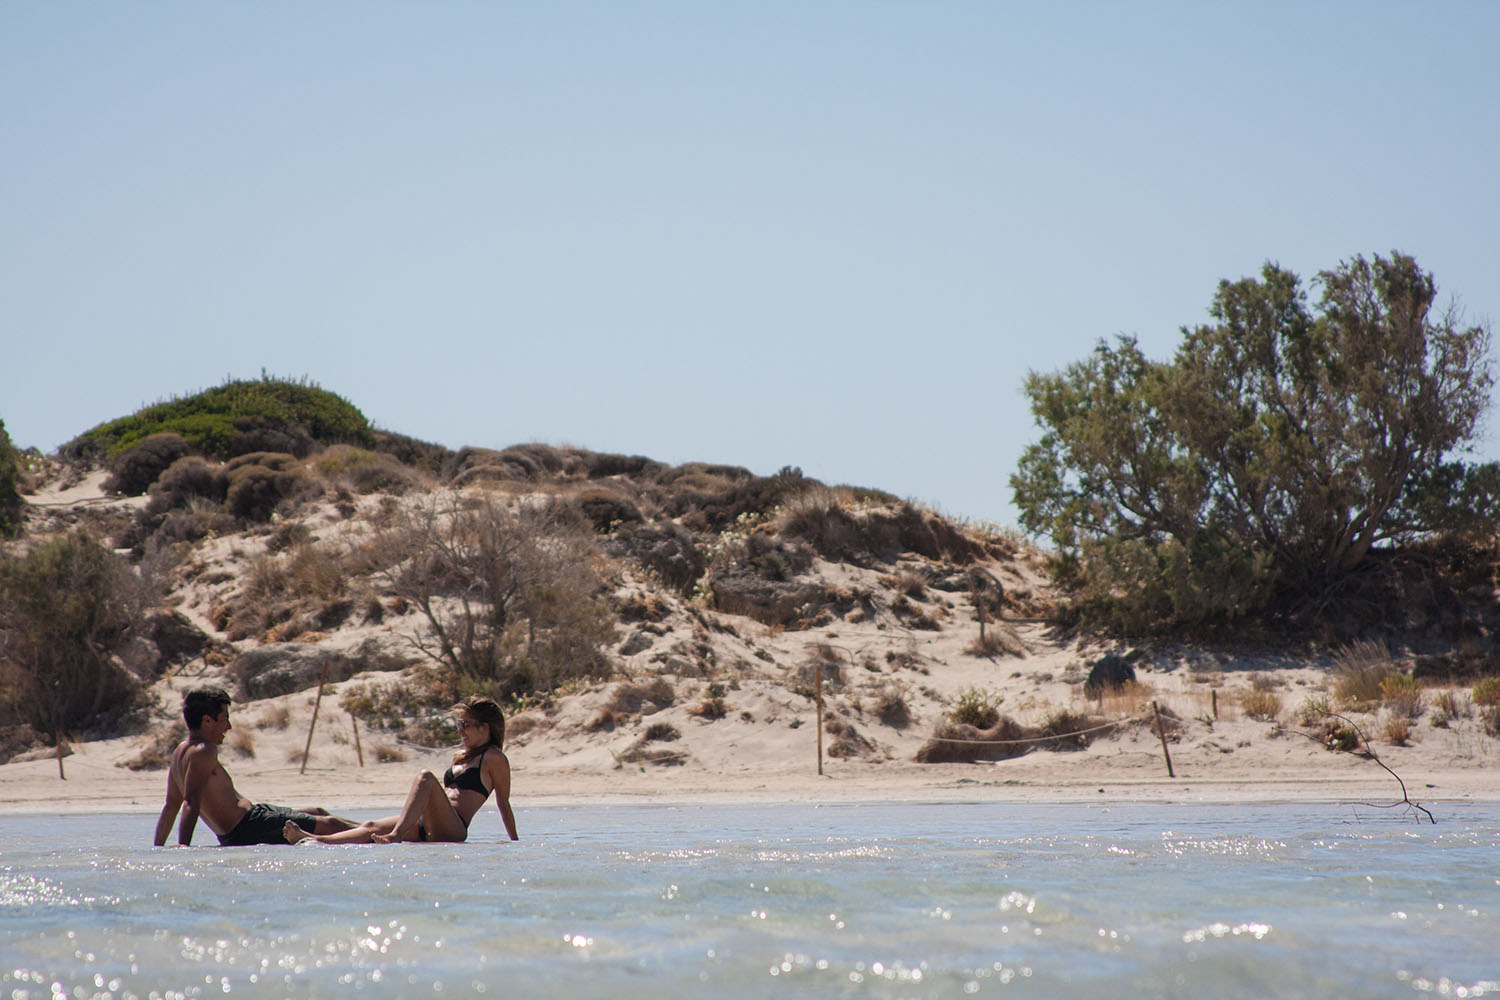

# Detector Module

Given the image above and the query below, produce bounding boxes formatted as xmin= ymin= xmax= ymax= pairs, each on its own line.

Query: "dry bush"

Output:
xmin=1380 ymin=713 xmax=1412 ymax=746
xmin=965 ymin=625 xmax=1026 ymax=658
xmin=1099 ymin=680 xmax=1154 ymax=715
xmin=1248 ymin=672 xmax=1279 ymax=692
xmin=1474 ymin=676 xmax=1500 ymax=708
xmin=228 ymin=729 xmax=256 ymax=758
xmin=948 ymin=687 xmax=1002 ymax=729
xmin=1239 ymin=688 xmax=1282 ymax=721
xmin=1429 ymin=690 xmax=1471 ymax=728
xmin=371 ymin=492 xmax=617 ymax=700
xmin=1484 ymin=706 xmax=1500 ymax=737
xmin=1332 ymin=639 xmax=1397 ymax=708
xmin=617 ymin=745 xmax=689 ymax=766
xmin=607 ymin=678 xmax=675 ymax=715
xmin=374 ymin=742 xmax=407 ymax=763
xmin=1036 ymin=709 xmax=1101 ymax=750
xmin=506 ymin=713 xmax=545 ymax=740
xmin=1379 ymin=674 xmax=1425 ymax=719
xmin=873 ymin=686 xmax=911 ymax=727
xmin=1146 ymin=701 xmax=1185 ymax=740
xmin=119 ymin=721 xmax=186 ymax=771
xmin=827 ymin=722 xmax=877 ymax=759
xmin=257 ymin=704 xmax=291 ymax=730
xmin=642 ymin=721 xmax=680 ymax=742
xmin=690 ymin=682 xmax=729 ymax=720
xmin=227 ymin=541 xmax=349 ymax=641
xmin=1318 ymin=718 xmax=1361 ymax=751
xmin=586 ymin=708 xmax=620 ymax=732
xmin=878 ymin=569 xmax=927 ymax=599
xmin=914 ymin=715 xmax=1028 ymax=763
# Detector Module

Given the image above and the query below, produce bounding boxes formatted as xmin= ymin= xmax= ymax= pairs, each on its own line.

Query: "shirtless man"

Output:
xmin=153 ymin=686 xmax=356 ymax=847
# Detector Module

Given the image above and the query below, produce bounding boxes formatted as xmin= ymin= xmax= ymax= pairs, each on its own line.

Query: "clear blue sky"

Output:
xmin=4 ymin=2 xmax=1497 ymax=527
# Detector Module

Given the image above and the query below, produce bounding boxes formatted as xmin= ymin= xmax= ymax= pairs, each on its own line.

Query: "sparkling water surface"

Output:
xmin=1 ymin=802 xmax=1497 ymax=999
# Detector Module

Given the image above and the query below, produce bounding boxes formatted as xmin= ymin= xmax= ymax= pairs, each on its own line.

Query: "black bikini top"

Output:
xmin=443 ymin=757 xmax=488 ymax=795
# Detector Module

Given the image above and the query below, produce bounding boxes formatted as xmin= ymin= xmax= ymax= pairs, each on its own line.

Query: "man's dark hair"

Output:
xmin=182 ymin=686 xmax=232 ymax=729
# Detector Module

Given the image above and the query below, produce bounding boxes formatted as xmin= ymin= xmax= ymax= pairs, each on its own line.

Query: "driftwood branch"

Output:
xmin=1282 ymin=709 xmax=1435 ymax=824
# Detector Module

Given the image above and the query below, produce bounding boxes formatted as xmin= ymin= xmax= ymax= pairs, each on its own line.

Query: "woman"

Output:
xmin=285 ymin=696 xmax=518 ymax=844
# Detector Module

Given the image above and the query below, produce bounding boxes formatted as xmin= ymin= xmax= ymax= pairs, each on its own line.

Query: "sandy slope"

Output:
xmin=3 ymin=470 xmax=1497 ymax=825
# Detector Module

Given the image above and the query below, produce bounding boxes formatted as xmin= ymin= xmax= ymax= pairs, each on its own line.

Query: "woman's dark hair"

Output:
xmin=452 ymin=695 xmax=506 ymax=764
xmin=183 ymin=686 xmax=231 ymax=729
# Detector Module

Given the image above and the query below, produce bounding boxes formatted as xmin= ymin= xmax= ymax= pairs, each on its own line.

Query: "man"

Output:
xmin=153 ymin=686 xmax=357 ymax=846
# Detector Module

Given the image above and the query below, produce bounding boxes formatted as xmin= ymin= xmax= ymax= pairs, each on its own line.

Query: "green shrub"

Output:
xmin=313 ymin=445 xmax=418 ymax=495
xmin=0 ymin=530 xmax=145 ymax=739
xmin=62 ymin=375 xmax=373 ymax=462
xmin=225 ymin=454 xmax=304 ymax=521
xmin=1294 ymin=695 xmax=1332 ymax=726
xmin=105 ymin=433 xmax=192 ymax=496
xmin=0 ymin=417 xmax=22 ymax=538
xmin=1473 ymin=676 xmax=1500 ymax=707
xmin=949 ymin=687 xmax=1002 ymax=729
xmin=147 ymin=456 xmax=228 ymax=513
xmin=1012 ymin=254 xmax=1496 ymax=634
xmin=1379 ymin=674 xmax=1425 ymax=719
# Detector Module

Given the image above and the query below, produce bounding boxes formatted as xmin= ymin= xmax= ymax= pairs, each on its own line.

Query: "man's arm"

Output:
xmin=153 ymin=774 xmax=183 ymax=846
xmin=175 ymin=743 xmax=216 ymax=846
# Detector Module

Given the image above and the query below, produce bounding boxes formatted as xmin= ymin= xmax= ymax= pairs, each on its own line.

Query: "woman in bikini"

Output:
xmin=285 ymin=695 xmax=518 ymax=844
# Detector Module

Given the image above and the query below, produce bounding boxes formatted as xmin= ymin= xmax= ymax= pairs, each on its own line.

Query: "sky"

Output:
xmin=3 ymin=2 xmax=1497 ymax=528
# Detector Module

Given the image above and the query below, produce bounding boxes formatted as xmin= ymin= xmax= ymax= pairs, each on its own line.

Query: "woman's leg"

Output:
xmin=372 ymin=771 xmax=467 ymax=843
xmin=284 ymin=816 xmax=398 ymax=844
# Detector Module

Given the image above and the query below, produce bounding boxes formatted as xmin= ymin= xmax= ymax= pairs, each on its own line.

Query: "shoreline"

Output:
xmin=4 ymin=752 xmax=1490 ymax=818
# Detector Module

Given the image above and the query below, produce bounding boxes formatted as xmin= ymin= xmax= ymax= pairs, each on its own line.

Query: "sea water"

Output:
xmin=1 ymin=802 xmax=1496 ymax=999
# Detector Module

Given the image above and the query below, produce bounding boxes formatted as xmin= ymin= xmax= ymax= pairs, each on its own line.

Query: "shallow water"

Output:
xmin=1 ymin=802 xmax=1497 ymax=999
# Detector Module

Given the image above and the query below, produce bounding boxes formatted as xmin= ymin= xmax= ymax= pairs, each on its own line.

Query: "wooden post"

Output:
xmin=815 ymin=657 xmax=824 ymax=776
xmin=1151 ymin=701 xmax=1175 ymax=778
xmin=56 ymin=730 xmax=66 ymax=781
xmin=1211 ymin=689 xmax=1218 ymax=720
xmin=300 ymin=660 xmax=331 ymax=775
xmin=350 ymin=711 xmax=365 ymax=767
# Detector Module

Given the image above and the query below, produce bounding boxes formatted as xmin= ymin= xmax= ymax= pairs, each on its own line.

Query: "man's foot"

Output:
xmin=284 ymin=820 xmax=313 ymax=844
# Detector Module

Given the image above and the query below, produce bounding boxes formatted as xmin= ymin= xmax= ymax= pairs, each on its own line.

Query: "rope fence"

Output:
xmin=920 ymin=717 xmax=1126 ymax=745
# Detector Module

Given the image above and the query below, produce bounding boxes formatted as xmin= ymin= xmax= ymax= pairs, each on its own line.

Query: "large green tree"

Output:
xmin=0 ymin=530 xmax=145 ymax=759
xmin=1012 ymin=252 xmax=1497 ymax=630
xmin=0 ymin=417 xmax=21 ymax=538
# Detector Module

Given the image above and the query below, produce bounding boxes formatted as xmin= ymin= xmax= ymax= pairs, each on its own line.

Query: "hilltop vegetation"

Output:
xmin=61 ymin=374 xmax=376 ymax=465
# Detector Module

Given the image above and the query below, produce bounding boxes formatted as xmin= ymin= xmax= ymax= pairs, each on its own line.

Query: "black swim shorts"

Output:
xmin=218 ymin=803 xmax=320 ymax=846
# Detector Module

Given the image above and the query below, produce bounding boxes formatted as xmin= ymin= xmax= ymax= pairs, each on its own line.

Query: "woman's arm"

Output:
xmin=486 ymin=752 xmax=518 ymax=841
